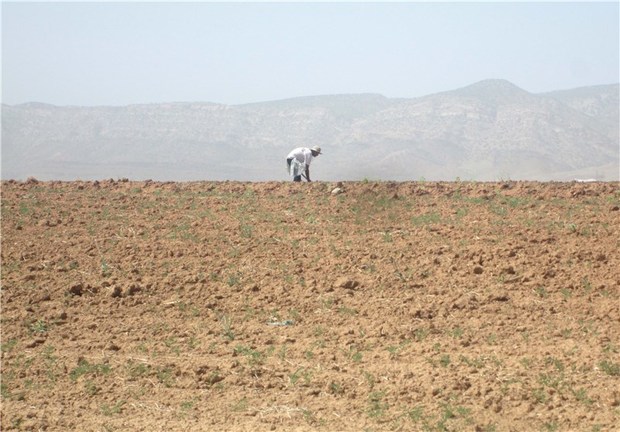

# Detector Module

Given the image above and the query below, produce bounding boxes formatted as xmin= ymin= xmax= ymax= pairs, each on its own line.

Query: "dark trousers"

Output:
xmin=287 ymin=158 xmax=302 ymax=182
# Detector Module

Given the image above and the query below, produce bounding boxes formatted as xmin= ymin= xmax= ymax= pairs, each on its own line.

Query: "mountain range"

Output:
xmin=2 ymin=79 xmax=618 ymax=181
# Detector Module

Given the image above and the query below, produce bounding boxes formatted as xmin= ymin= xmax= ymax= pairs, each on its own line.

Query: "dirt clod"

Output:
xmin=334 ymin=277 xmax=360 ymax=289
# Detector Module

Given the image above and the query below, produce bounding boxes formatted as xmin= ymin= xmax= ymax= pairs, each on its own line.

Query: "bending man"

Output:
xmin=286 ymin=146 xmax=322 ymax=182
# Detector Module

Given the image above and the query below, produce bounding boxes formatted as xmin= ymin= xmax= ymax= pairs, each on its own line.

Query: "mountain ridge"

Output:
xmin=2 ymin=79 xmax=618 ymax=181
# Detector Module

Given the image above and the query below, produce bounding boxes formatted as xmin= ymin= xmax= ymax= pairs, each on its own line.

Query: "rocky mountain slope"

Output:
xmin=2 ymin=80 xmax=618 ymax=181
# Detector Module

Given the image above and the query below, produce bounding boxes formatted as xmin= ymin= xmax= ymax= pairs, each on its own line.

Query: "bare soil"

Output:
xmin=1 ymin=180 xmax=619 ymax=432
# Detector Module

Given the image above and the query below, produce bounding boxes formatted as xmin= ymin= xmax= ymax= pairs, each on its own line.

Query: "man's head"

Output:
xmin=310 ymin=146 xmax=322 ymax=157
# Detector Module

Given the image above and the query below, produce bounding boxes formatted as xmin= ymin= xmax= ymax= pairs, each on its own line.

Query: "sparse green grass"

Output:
xmin=572 ymin=388 xmax=593 ymax=405
xmin=156 ymin=366 xmax=175 ymax=387
xmin=460 ymin=355 xmax=485 ymax=369
xmin=126 ymin=360 xmax=150 ymax=379
xmin=29 ymin=319 xmax=49 ymax=334
xmin=234 ymin=345 xmax=265 ymax=367
xmin=329 ymin=381 xmax=344 ymax=395
xmin=414 ymin=328 xmax=430 ymax=342
xmin=1 ymin=339 xmax=18 ymax=353
xmin=412 ymin=212 xmax=441 ymax=226
xmin=350 ymin=348 xmax=363 ymax=363
xmin=220 ymin=314 xmax=235 ymax=340
xmin=337 ymin=305 xmax=358 ymax=316
xmin=535 ymin=286 xmax=548 ymax=298
xmin=101 ymin=400 xmax=126 ymax=416
xmin=386 ymin=340 xmax=410 ymax=359
xmin=289 ymin=368 xmax=313 ymax=386
xmin=367 ymin=391 xmax=388 ymax=419
xmin=231 ymin=397 xmax=249 ymax=412
xmin=70 ymin=359 xmax=111 ymax=381
xmin=599 ymin=360 xmax=620 ymax=376
xmin=439 ymin=354 xmax=451 ymax=367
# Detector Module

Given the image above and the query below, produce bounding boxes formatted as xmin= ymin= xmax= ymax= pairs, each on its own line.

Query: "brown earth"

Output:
xmin=1 ymin=179 xmax=619 ymax=432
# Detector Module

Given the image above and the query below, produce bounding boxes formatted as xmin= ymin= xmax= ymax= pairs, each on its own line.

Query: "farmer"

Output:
xmin=286 ymin=146 xmax=322 ymax=182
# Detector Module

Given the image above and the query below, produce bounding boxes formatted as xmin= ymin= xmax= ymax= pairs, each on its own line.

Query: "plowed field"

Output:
xmin=1 ymin=180 xmax=619 ymax=431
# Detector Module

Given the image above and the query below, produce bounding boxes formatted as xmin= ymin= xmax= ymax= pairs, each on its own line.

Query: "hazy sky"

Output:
xmin=2 ymin=1 xmax=619 ymax=106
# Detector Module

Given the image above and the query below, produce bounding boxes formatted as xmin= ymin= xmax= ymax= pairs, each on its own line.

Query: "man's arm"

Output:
xmin=305 ymin=165 xmax=311 ymax=182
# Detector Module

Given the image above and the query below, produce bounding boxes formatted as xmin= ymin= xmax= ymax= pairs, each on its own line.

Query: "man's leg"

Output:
xmin=286 ymin=158 xmax=301 ymax=182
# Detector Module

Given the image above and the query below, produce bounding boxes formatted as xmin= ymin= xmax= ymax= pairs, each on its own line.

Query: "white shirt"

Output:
xmin=287 ymin=147 xmax=314 ymax=167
